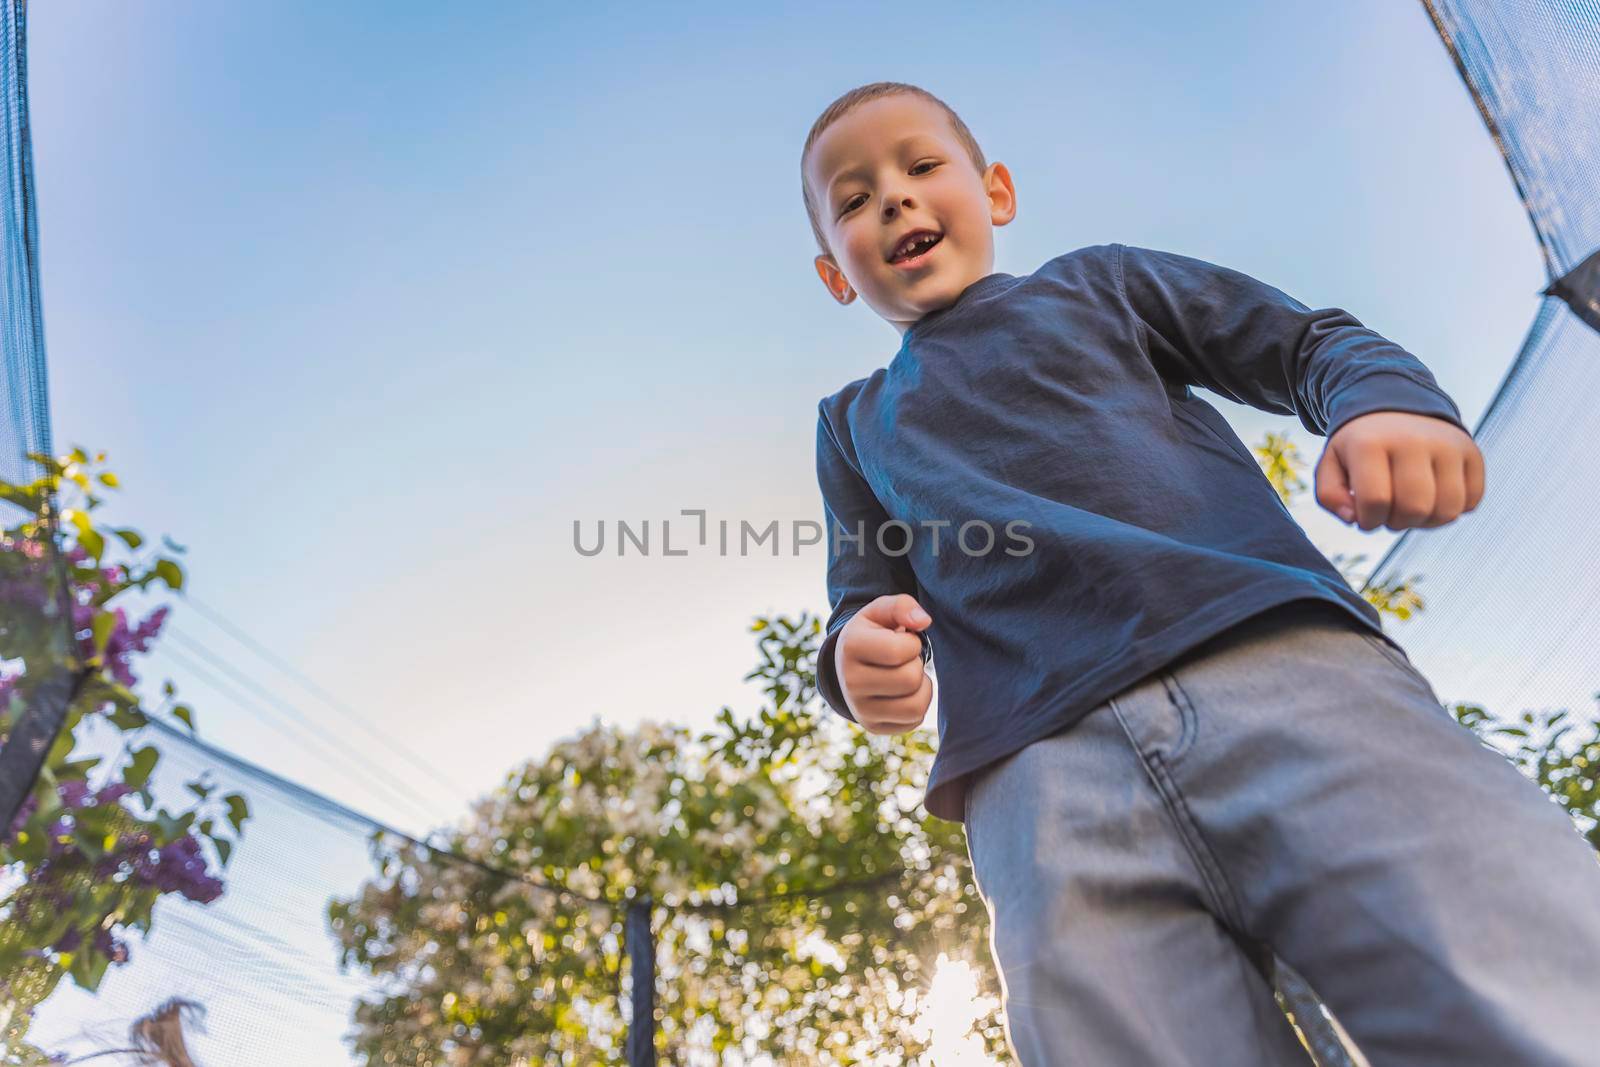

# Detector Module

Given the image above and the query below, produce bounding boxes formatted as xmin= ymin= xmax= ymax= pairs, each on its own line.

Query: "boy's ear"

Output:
xmin=814 ymin=255 xmax=857 ymax=306
xmin=985 ymin=161 xmax=1017 ymax=227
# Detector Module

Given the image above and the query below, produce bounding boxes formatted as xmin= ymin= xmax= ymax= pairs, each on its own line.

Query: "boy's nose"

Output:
xmin=881 ymin=192 xmax=913 ymax=221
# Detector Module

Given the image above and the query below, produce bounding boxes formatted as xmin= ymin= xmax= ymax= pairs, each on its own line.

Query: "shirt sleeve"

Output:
xmin=815 ymin=401 xmax=931 ymax=724
xmin=1115 ymin=243 xmax=1470 ymax=440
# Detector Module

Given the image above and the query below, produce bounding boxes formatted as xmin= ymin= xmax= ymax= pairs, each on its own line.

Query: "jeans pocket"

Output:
xmin=1108 ymin=670 xmax=1196 ymax=767
xmin=1155 ymin=672 xmax=1199 ymax=766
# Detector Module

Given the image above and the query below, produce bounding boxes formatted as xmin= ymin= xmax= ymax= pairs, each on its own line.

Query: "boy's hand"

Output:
xmin=836 ymin=593 xmax=935 ymax=735
xmin=1316 ymin=411 xmax=1485 ymax=531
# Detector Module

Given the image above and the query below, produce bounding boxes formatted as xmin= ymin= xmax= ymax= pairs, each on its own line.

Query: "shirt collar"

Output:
xmin=902 ymin=272 xmax=1016 ymax=345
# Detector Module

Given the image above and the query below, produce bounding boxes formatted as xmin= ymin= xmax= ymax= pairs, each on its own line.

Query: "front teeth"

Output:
xmin=898 ymin=234 xmax=937 ymax=259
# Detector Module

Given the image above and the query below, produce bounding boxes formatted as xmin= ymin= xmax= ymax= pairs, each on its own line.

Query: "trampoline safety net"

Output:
xmin=1369 ymin=1 xmax=1600 ymax=754
xmin=1 ymin=0 xmax=1599 ymax=1065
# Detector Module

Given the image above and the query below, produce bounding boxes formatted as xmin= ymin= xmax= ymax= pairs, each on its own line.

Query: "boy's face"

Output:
xmin=805 ymin=94 xmax=1015 ymax=336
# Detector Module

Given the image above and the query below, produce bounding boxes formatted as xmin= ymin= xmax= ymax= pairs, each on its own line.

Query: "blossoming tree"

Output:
xmin=327 ymin=608 xmax=1003 ymax=1065
xmin=326 ymin=433 xmax=1598 ymax=1065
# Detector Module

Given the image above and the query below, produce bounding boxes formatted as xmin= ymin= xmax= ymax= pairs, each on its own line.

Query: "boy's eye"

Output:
xmin=837 ymin=162 xmax=937 ymax=216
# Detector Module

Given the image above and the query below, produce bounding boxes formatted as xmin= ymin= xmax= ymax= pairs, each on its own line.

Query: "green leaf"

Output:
xmin=154 ymin=808 xmax=195 ymax=840
xmin=69 ymin=943 xmax=112 ymax=992
xmin=107 ymin=703 xmax=149 ymax=731
xmin=154 ymin=558 xmax=184 ymax=591
xmin=187 ymin=781 xmax=211 ymax=800
xmin=78 ymin=527 xmax=106 ymax=563
xmin=74 ymin=825 xmax=106 ymax=862
xmin=74 ymin=804 xmax=116 ymax=837
xmin=216 ymin=837 xmax=233 ymax=867
xmin=9 ymin=831 xmax=45 ymax=863
xmin=113 ymin=527 xmax=144 ymax=549
xmin=57 ymin=756 xmax=101 ymax=779
xmin=124 ymin=746 xmax=160 ymax=789
xmin=45 ymin=724 xmax=77 ymax=767
xmin=91 ymin=610 xmax=119 ymax=656
xmin=224 ymin=793 xmax=250 ymax=834
xmin=124 ymin=888 xmax=159 ymax=931
xmin=172 ymin=703 xmax=196 ymax=733
xmin=96 ymin=678 xmax=142 ymax=708
xmin=33 ymin=782 xmax=63 ymax=824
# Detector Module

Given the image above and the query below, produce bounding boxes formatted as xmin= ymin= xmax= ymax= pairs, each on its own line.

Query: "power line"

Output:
xmin=143 ymin=715 xmax=612 ymax=909
xmin=153 ymin=639 xmax=444 ymax=836
xmin=130 ymin=608 xmax=922 ymax=917
xmin=177 ymin=595 xmax=478 ymax=801
xmin=156 ymin=605 xmax=924 ymax=912
xmin=164 ymin=623 xmax=465 ymax=814
xmin=142 ymin=714 xmax=919 ymax=918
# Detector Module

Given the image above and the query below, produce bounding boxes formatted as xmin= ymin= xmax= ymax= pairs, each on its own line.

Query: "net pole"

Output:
xmin=624 ymin=897 xmax=657 ymax=1067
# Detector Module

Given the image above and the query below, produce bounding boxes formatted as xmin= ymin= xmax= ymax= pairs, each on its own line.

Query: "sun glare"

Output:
xmin=915 ymin=953 xmax=1001 ymax=1065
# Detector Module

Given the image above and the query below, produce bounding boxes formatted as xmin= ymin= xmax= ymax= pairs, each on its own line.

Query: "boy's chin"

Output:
xmin=898 ymin=271 xmax=979 ymax=314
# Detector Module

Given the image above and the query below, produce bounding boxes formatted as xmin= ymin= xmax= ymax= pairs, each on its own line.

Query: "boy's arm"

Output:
xmin=1114 ymin=243 xmax=1470 ymax=441
xmin=815 ymin=403 xmax=931 ymax=723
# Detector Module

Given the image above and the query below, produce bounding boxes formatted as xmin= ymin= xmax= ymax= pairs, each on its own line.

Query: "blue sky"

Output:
xmin=27 ymin=0 xmax=1544 ymax=837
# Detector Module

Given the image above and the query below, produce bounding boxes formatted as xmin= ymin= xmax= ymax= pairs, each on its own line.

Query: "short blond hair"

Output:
xmin=800 ymin=82 xmax=987 ymax=256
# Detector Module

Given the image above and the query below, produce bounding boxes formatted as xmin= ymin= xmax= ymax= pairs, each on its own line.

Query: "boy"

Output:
xmin=805 ymin=81 xmax=1600 ymax=1066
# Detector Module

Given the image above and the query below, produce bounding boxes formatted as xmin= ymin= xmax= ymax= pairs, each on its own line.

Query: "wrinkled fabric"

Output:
xmin=815 ymin=243 xmax=1470 ymax=822
xmin=966 ymin=600 xmax=1600 ymax=1066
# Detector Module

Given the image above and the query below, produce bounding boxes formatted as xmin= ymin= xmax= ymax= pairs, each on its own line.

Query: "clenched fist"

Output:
xmin=1317 ymin=411 xmax=1486 ymax=531
xmin=837 ymin=593 xmax=935 ymax=735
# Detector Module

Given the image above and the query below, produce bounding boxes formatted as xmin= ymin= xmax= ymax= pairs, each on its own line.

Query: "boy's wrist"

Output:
xmin=835 ymin=635 xmax=860 ymax=720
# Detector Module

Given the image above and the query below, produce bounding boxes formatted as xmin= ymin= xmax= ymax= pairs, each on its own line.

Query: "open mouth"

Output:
xmin=889 ymin=230 xmax=943 ymax=265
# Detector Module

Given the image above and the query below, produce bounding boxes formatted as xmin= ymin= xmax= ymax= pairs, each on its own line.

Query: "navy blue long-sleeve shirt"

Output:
xmin=815 ymin=243 xmax=1469 ymax=823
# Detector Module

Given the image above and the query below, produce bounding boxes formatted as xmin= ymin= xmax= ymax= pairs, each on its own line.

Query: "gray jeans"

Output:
xmin=963 ymin=600 xmax=1600 ymax=1066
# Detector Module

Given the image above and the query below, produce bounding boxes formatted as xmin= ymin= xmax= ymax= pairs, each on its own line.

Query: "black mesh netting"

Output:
xmin=0 ymin=1 xmax=49 ymax=494
xmin=1368 ymin=0 xmax=1600 ymax=739
xmin=1 ymin=0 xmax=80 ymax=971
xmin=3 ymin=1 xmax=1599 ymax=1064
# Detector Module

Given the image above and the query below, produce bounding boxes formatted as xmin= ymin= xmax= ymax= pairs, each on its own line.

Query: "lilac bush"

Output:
xmin=1 ymin=448 xmax=250 ymax=1062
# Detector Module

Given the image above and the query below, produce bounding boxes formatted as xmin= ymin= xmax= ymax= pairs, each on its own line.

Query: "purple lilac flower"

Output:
xmin=132 ymin=834 xmax=224 ymax=904
xmin=78 ymin=604 xmax=170 ymax=688
xmin=97 ymin=782 xmax=133 ymax=804
xmin=57 ymin=780 xmax=91 ymax=809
